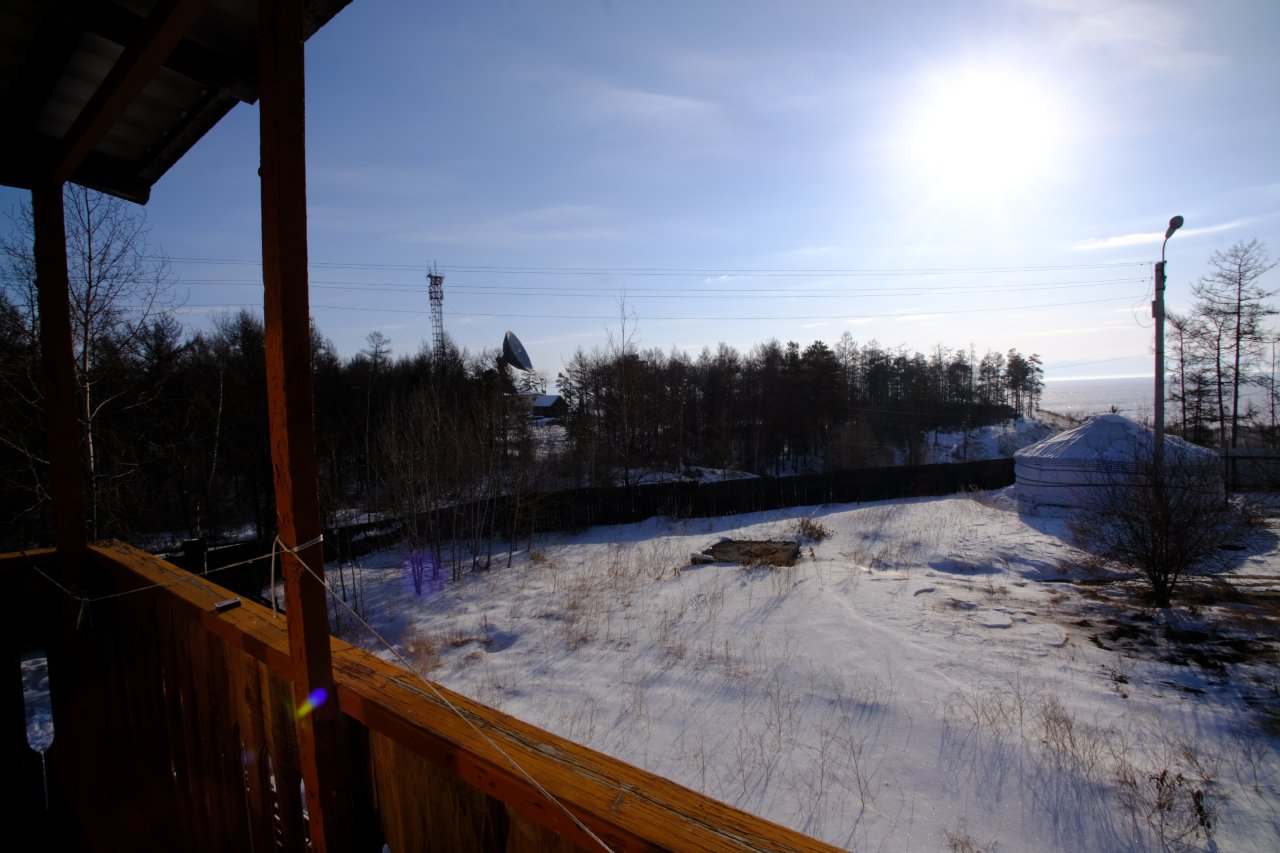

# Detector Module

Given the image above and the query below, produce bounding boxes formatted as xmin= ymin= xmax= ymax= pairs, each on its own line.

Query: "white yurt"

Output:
xmin=1014 ymin=414 xmax=1218 ymax=513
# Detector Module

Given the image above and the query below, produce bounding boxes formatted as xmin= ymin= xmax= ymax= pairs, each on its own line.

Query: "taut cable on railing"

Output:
xmin=269 ymin=533 xmax=324 ymax=617
xmin=23 ymin=547 xmax=277 ymax=607
xmin=21 ymin=540 xmax=616 ymax=852
xmin=272 ymin=536 xmax=617 ymax=853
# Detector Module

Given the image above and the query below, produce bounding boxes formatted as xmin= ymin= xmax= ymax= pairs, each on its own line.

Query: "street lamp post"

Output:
xmin=1153 ymin=215 xmax=1184 ymax=468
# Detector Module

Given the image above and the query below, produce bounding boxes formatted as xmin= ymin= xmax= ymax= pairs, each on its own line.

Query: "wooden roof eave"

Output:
xmin=0 ymin=0 xmax=353 ymax=205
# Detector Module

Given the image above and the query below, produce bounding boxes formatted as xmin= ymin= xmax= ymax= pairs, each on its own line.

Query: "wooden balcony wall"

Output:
xmin=4 ymin=544 xmax=835 ymax=852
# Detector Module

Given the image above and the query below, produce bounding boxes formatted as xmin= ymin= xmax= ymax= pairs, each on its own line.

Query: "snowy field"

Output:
xmin=300 ymin=489 xmax=1280 ymax=852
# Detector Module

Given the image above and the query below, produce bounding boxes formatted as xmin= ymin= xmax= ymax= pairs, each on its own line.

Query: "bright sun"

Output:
xmin=899 ymin=66 xmax=1068 ymax=200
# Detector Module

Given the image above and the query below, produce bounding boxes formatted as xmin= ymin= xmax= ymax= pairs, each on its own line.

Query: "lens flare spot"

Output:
xmin=295 ymin=687 xmax=328 ymax=719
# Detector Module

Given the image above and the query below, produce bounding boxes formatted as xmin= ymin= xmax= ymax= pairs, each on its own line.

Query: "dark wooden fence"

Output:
xmin=173 ymin=458 xmax=1015 ymax=600
xmin=496 ymin=458 xmax=1015 ymax=533
xmin=1223 ymin=450 xmax=1280 ymax=492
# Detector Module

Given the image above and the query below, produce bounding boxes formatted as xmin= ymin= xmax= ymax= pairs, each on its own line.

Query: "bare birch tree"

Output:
xmin=1 ymin=186 xmax=174 ymax=537
xmin=1192 ymin=240 xmax=1277 ymax=450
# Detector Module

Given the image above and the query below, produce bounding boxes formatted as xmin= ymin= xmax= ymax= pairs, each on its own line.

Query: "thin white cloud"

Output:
xmin=1073 ymin=218 xmax=1253 ymax=252
xmin=772 ymin=244 xmax=840 ymax=262
xmin=528 ymin=331 xmax=602 ymax=345
xmin=311 ymin=163 xmax=442 ymax=195
xmin=552 ymin=75 xmax=734 ymax=154
xmin=584 ymin=83 xmax=718 ymax=125
xmin=403 ymin=205 xmax=622 ymax=247
xmin=1029 ymin=0 xmax=1224 ymax=74
xmin=1022 ymin=325 xmax=1112 ymax=338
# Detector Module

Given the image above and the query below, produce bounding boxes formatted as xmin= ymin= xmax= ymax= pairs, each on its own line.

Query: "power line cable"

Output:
xmin=143 ymin=255 xmax=1150 ymax=278
xmin=162 ymin=293 xmax=1144 ymax=322
xmin=107 ymin=275 xmax=1153 ymax=299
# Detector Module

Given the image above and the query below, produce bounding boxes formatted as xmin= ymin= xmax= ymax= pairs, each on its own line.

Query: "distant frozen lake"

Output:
xmin=1040 ymin=376 xmax=1154 ymax=418
xmin=1041 ymin=375 xmax=1269 ymax=419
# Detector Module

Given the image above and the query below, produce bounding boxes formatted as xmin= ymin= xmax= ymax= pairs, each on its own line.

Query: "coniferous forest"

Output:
xmin=1 ymin=190 xmax=1051 ymax=547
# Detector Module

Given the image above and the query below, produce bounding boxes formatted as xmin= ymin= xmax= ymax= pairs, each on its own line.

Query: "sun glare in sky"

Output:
xmin=898 ymin=65 xmax=1070 ymax=202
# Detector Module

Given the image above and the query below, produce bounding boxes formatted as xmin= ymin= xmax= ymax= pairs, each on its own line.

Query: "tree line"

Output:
xmin=1 ymin=187 xmax=1052 ymax=550
xmin=556 ymin=334 xmax=1043 ymax=485
xmin=1166 ymin=239 xmax=1278 ymax=449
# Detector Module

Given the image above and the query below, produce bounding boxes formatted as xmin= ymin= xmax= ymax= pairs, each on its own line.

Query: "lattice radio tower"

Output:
xmin=427 ymin=264 xmax=445 ymax=355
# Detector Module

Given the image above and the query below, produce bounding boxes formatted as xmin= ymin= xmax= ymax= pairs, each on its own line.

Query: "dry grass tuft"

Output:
xmin=943 ymin=824 xmax=998 ymax=853
xmin=793 ymin=516 xmax=833 ymax=543
xmin=1114 ymin=737 xmax=1217 ymax=850
xmin=403 ymin=627 xmax=441 ymax=673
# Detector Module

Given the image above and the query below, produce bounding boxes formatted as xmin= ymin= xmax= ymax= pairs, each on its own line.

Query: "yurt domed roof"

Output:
xmin=1014 ymin=414 xmax=1214 ymax=464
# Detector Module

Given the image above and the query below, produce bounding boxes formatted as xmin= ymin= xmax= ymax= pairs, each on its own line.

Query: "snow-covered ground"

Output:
xmin=309 ymin=489 xmax=1280 ymax=852
xmin=922 ymin=417 xmax=1057 ymax=464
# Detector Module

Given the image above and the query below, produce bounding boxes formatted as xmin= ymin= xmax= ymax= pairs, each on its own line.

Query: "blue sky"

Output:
xmin=4 ymin=0 xmax=1278 ymax=382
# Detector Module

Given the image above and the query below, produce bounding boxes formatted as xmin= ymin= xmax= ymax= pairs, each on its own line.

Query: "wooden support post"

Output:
xmin=32 ymin=184 xmax=86 ymax=558
xmin=31 ymin=182 xmax=90 ymax=848
xmin=258 ymin=1 xmax=344 ymax=849
xmin=180 ymin=537 xmax=208 ymax=574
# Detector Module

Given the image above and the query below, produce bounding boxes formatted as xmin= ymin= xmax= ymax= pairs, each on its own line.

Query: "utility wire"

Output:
xmin=144 ymin=255 xmax=1150 ymax=278
xmin=106 ymin=275 xmax=1153 ymax=299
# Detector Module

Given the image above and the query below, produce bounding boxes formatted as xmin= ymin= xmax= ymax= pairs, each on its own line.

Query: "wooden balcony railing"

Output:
xmin=5 ymin=544 xmax=836 ymax=852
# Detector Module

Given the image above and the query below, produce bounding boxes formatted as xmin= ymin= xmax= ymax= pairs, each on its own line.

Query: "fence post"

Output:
xmin=180 ymin=537 xmax=207 ymax=574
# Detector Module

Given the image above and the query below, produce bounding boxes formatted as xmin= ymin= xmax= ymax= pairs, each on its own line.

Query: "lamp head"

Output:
xmin=1165 ymin=215 xmax=1184 ymax=240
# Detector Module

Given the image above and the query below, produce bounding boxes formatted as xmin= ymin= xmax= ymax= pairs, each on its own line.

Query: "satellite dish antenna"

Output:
xmin=501 ymin=330 xmax=533 ymax=371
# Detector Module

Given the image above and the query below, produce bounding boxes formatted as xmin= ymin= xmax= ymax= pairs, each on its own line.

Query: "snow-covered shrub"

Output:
xmin=1072 ymin=452 xmax=1237 ymax=607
